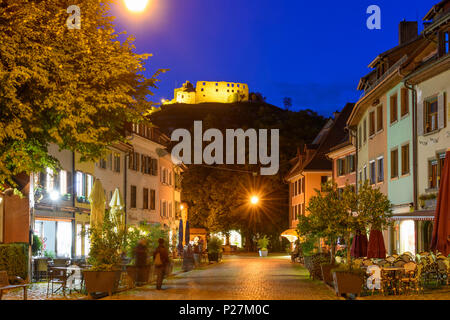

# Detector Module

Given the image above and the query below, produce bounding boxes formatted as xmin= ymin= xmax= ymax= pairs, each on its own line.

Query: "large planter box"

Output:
xmin=83 ymin=270 xmax=121 ymax=298
xmin=304 ymin=254 xmax=328 ymax=280
xmin=126 ymin=265 xmax=153 ymax=286
xmin=321 ymin=264 xmax=337 ymax=286
xmin=259 ymin=250 xmax=268 ymax=257
xmin=208 ymin=252 xmax=220 ymax=262
xmin=332 ymin=271 xmax=364 ymax=297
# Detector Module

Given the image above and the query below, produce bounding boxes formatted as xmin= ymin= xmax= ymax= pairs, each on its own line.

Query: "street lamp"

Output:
xmin=124 ymin=0 xmax=149 ymax=13
xmin=250 ymin=195 xmax=259 ymax=205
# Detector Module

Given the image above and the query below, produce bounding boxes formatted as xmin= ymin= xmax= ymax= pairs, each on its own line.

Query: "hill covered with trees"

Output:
xmin=150 ymin=101 xmax=326 ymax=251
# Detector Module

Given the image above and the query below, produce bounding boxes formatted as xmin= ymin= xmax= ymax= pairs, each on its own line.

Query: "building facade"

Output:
xmin=164 ymin=80 xmax=249 ymax=105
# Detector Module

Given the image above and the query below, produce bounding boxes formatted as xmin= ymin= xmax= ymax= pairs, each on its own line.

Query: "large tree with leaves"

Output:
xmin=0 ymin=0 xmax=164 ymax=185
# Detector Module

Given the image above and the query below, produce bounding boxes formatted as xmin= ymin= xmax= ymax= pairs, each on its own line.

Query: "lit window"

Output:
xmin=60 ymin=170 xmax=67 ymax=195
xmin=429 ymin=159 xmax=438 ymax=189
xmin=86 ymin=174 xmax=93 ymax=197
xmin=75 ymin=171 xmax=83 ymax=196
xmin=425 ymin=97 xmax=438 ymax=133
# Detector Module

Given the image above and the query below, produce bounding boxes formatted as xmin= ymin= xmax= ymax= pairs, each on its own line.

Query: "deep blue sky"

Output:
xmin=111 ymin=0 xmax=437 ymax=117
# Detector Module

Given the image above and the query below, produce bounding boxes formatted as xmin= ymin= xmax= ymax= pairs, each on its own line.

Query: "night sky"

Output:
xmin=111 ymin=0 xmax=437 ymax=117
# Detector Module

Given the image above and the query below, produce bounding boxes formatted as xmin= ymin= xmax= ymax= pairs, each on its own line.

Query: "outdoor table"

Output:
xmin=48 ymin=266 xmax=86 ymax=295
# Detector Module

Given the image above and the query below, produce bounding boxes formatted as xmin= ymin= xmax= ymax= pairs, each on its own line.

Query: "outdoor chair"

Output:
xmin=380 ymin=268 xmax=398 ymax=296
xmin=377 ymin=259 xmax=390 ymax=267
xmin=352 ymin=259 xmax=363 ymax=269
xmin=436 ymin=259 xmax=449 ymax=286
xmin=47 ymin=267 xmax=67 ymax=297
xmin=363 ymin=259 xmax=373 ymax=267
xmin=386 ymin=256 xmax=395 ymax=264
xmin=0 ymin=271 xmax=29 ymax=300
xmin=400 ymin=264 xmax=423 ymax=295
xmin=66 ymin=265 xmax=84 ymax=294
xmin=394 ymin=260 xmax=406 ymax=268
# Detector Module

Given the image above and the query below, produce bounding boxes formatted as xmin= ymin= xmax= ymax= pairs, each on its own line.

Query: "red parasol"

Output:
xmin=431 ymin=150 xmax=450 ymax=256
xmin=367 ymin=229 xmax=386 ymax=259
xmin=351 ymin=230 xmax=368 ymax=258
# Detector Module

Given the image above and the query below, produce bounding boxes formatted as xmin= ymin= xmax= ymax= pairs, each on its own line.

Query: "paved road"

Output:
xmin=104 ymin=254 xmax=339 ymax=300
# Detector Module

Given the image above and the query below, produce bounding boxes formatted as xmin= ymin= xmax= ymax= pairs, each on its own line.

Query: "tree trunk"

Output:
xmin=345 ymin=235 xmax=352 ymax=269
xmin=330 ymin=237 xmax=336 ymax=264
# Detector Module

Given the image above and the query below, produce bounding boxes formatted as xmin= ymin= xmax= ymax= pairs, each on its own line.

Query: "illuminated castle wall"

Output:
xmin=165 ymin=81 xmax=249 ymax=104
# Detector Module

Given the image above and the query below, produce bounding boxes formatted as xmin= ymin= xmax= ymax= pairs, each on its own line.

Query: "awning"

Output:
xmin=390 ymin=211 xmax=435 ymax=221
xmin=281 ymin=229 xmax=298 ymax=242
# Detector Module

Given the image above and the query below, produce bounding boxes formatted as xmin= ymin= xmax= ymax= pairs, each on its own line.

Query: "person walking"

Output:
xmin=153 ymin=238 xmax=169 ymax=290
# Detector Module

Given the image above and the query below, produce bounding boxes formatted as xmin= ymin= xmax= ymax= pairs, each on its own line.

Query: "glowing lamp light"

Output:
xmin=50 ymin=190 xmax=60 ymax=201
xmin=180 ymin=204 xmax=184 ymax=210
xmin=124 ymin=0 xmax=149 ymax=12
xmin=250 ymin=196 xmax=259 ymax=205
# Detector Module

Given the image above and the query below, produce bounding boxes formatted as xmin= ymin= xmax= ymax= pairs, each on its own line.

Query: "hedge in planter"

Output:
xmin=304 ymin=253 xmax=329 ymax=280
xmin=0 ymin=243 xmax=29 ymax=280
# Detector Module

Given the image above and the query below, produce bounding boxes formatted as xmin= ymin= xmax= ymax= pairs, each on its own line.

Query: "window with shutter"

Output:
xmin=150 ymin=189 xmax=156 ymax=210
xmin=401 ymin=144 xmax=410 ymax=176
xmin=390 ymin=94 xmax=398 ymax=124
xmin=391 ymin=149 xmax=399 ymax=179
xmin=438 ymin=93 xmax=445 ymax=129
xmin=377 ymin=105 xmax=383 ymax=131
xmin=425 ymin=97 xmax=438 ymax=133
xmin=401 ymin=88 xmax=409 ymax=117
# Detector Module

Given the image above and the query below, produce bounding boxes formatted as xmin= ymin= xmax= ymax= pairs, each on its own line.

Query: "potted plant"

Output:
xmin=257 ymin=236 xmax=269 ymax=257
xmin=330 ymin=182 xmax=391 ymax=298
xmin=207 ymin=236 xmax=222 ymax=262
xmin=83 ymin=216 xmax=125 ymax=298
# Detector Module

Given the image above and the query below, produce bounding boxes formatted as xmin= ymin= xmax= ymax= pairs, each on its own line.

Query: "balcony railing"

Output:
xmin=360 ymin=55 xmax=408 ymax=99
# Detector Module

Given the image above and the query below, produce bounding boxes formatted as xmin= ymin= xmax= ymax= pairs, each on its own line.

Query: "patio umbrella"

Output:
xmin=88 ymin=179 xmax=106 ymax=229
xmin=351 ymin=230 xmax=368 ymax=258
xmin=431 ymin=149 xmax=450 ymax=256
xmin=109 ymin=188 xmax=125 ymax=232
xmin=367 ymin=229 xmax=386 ymax=259
xmin=177 ymin=219 xmax=184 ymax=252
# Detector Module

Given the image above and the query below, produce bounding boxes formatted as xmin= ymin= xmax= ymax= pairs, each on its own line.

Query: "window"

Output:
xmin=347 ymin=154 xmax=356 ymax=173
xmin=113 ymin=153 xmax=120 ymax=172
xmin=425 ymin=97 xmax=438 ymax=133
xmin=320 ymin=176 xmax=329 ymax=190
xmin=363 ymin=118 xmax=367 ymax=143
xmin=359 ymin=170 xmax=362 ymax=183
xmin=401 ymin=88 xmax=409 ymax=117
xmin=201 ymin=88 xmax=204 ymax=91
xmin=216 ymin=89 xmax=218 ymax=92
xmin=169 ymin=202 xmax=172 ymax=218
xmin=377 ymin=157 xmax=384 ymax=182
xmin=150 ymin=189 xmax=156 ymax=210
xmin=302 ymin=177 xmax=305 ymax=193
xmin=358 ymin=126 xmax=362 ymax=148
xmin=390 ymin=94 xmax=398 ymax=123
xmin=215 ymin=83 xmax=218 ymax=86
xmin=75 ymin=171 xmax=83 ymax=196
xmin=293 ymin=181 xmax=297 ymax=196
xmin=143 ymin=188 xmax=148 ymax=209
xmin=99 ymin=158 xmax=107 ymax=169
xmin=439 ymin=31 xmax=449 ymax=56
xmin=438 ymin=153 xmax=445 ymax=187
xmin=369 ymin=161 xmax=376 ymax=185
xmin=86 ymin=174 xmax=93 ymax=198
xmin=363 ymin=166 xmax=367 ymax=182
xmin=369 ymin=111 xmax=375 ymax=136
xmin=401 ymin=144 xmax=410 ymax=176
xmin=130 ymin=185 xmax=136 ymax=208
xmin=338 ymin=158 xmax=345 ymax=176
xmin=59 ymin=170 xmax=67 ymax=195
xmin=391 ymin=149 xmax=399 ymax=179
xmin=377 ymin=105 xmax=383 ymax=131
xmin=429 ymin=160 xmax=438 ymax=189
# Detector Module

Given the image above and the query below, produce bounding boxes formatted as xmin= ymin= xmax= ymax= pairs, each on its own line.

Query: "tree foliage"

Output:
xmin=298 ymin=181 xmax=392 ymax=265
xmin=151 ymin=102 xmax=326 ymax=249
xmin=0 ymin=0 xmax=165 ymax=185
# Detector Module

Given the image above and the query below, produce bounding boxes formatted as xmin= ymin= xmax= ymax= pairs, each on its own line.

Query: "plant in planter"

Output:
xmin=31 ymin=234 xmax=42 ymax=257
xmin=84 ymin=213 xmax=125 ymax=298
xmin=207 ymin=236 xmax=223 ymax=262
xmin=257 ymin=236 xmax=269 ymax=257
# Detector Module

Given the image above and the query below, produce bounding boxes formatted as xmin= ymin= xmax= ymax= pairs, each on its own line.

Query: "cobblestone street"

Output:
xmin=103 ymin=254 xmax=339 ymax=300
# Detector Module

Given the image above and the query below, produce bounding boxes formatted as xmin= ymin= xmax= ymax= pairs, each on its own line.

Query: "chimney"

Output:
xmin=399 ymin=21 xmax=418 ymax=45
